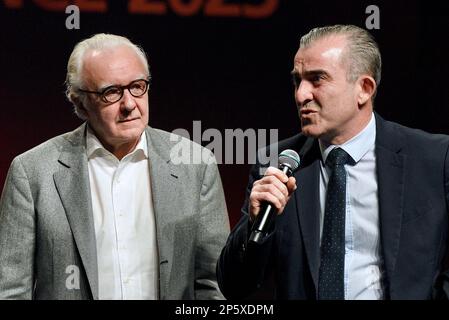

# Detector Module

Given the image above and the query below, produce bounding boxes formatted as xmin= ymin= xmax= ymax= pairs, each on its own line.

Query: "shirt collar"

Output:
xmin=319 ymin=112 xmax=376 ymax=165
xmin=86 ymin=125 xmax=148 ymax=160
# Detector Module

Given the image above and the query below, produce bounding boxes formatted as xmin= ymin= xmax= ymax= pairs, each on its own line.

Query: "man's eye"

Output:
xmin=102 ymin=87 xmax=122 ymax=102
xmin=130 ymin=82 xmax=143 ymax=90
xmin=310 ymin=74 xmax=324 ymax=83
xmin=104 ymin=87 xmax=121 ymax=95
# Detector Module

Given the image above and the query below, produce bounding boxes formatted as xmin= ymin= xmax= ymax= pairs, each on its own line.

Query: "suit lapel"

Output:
xmin=145 ymin=127 xmax=181 ymax=300
xmin=293 ymin=115 xmax=406 ymax=296
xmin=375 ymin=114 xmax=406 ymax=292
xmin=53 ymin=123 xmax=99 ymax=299
xmin=294 ymin=138 xmax=321 ymax=292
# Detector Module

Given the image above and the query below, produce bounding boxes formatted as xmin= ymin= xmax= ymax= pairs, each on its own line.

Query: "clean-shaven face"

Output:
xmin=292 ymin=35 xmax=362 ymax=144
xmin=81 ymin=45 xmax=149 ymax=149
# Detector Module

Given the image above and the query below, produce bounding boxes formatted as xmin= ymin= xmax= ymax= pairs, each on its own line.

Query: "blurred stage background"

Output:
xmin=1 ymin=0 xmax=448 ymax=227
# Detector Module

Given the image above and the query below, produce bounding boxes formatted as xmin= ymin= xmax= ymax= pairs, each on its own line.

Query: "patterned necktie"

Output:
xmin=318 ymin=147 xmax=352 ymax=300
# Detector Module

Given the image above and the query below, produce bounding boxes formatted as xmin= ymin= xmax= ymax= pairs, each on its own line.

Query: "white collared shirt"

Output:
xmin=86 ymin=127 xmax=159 ymax=300
xmin=319 ymin=113 xmax=384 ymax=299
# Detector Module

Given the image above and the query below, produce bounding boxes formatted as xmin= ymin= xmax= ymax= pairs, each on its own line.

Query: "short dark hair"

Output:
xmin=300 ymin=25 xmax=382 ymax=96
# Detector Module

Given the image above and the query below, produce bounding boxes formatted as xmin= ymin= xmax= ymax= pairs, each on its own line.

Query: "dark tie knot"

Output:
xmin=326 ymin=148 xmax=351 ymax=167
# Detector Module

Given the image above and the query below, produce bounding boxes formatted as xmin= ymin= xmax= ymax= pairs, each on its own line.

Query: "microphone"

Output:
xmin=249 ymin=149 xmax=301 ymax=244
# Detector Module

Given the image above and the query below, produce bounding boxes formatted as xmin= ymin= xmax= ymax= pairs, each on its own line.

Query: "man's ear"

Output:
xmin=357 ymin=75 xmax=377 ymax=106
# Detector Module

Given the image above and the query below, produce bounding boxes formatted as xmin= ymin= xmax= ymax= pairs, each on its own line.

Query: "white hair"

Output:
xmin=65 ymin=33 xmax=150 ymax=119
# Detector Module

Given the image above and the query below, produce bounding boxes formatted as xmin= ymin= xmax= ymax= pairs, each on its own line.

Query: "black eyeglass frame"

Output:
xmin=77 ymin=78 xmax=151 ymax=103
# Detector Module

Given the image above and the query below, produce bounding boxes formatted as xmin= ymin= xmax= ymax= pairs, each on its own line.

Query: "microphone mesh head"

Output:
xmin=278 ymin=149 xmax=301 ymax=172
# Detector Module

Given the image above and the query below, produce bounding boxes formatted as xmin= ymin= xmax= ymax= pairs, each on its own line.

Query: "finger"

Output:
xmin=264 ymin=166 xmax=289 ymax=183
xmin=257 ymin=175 xmax=289 ymax=198
xmin=253 ymin=183 xmax=288 ymax=206
xmin=286 ymin=176 xmax=297 ymax=193
xmin=251 ymin=191 xmax=284 ymax=212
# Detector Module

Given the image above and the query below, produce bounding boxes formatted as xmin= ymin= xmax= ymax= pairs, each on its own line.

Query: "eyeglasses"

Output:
xmin=78 ymin=78 xmax=150 ymax=103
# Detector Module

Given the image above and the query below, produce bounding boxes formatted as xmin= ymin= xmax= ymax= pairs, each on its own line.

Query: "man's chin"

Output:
xmin=300 ymin=124 xmax=322 ymax=138
xmin=117 ymin=122 xmax=145 ymax=132
xmin=112 ymin=126 xmax=145 ymax=141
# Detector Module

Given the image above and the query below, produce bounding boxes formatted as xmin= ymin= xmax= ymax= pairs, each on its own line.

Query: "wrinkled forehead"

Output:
xmin=293 ymin=35 xmax=348 ymax=71
xmin=82 ymin=46 xmax=148 ymax=87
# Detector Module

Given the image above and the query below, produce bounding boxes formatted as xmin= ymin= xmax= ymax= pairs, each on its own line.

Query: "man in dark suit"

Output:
xmin=217 ymin=24 xmax=449 ymax=299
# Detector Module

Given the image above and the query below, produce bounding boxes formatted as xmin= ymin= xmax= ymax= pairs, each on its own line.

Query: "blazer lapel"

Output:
xmin=294 ymin=138 xmax=321 ymax=292
xmin=53 ymin=123 xmax=99 ymax=299
xmin=145 ymin=127 xmax=182 ymax=300
xmin=293 ymin=115 xmax=406 ymax=297
xmin=375 ymin=114 xmax=406 ymax=293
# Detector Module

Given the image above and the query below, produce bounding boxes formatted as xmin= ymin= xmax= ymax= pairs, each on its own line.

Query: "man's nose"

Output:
xmin=121 ymin=89 xmax=137 ymax=112
xmin=295 ymin=81 xmax=313 ymax=107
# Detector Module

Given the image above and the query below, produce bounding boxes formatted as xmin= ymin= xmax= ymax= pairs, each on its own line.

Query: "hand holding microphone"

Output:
xmin=249 ymin=150 xmax=300 ymax=244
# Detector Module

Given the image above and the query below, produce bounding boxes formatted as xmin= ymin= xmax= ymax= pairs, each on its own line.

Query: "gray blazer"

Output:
xmin=0 ymin=123 xmax=230 ymax=300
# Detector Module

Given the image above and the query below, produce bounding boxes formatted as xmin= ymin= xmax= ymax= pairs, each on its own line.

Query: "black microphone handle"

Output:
xmin=249 ymin=165 xmax=291 ymax=244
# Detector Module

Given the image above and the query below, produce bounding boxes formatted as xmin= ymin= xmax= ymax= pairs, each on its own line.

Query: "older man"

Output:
xmin=217 ymin=25 xmax=449 ymax=300
xmin=0 ymin=34 xmax=229 ymax=300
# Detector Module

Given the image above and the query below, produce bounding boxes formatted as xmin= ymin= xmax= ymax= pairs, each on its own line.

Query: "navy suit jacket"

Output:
xmin=218 ymin=114 xmax=449 ymax=299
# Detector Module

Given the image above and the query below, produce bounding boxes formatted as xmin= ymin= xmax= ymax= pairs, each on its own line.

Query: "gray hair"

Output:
xmin=65 ymin=33 xmax=150 ymax=119
xmin=300 ymin=25 xmax=381 ymax=97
